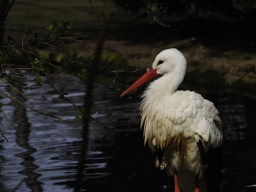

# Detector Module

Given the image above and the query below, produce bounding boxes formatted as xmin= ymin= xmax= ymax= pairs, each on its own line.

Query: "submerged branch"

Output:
xmin=11 ymin=178 xmax=26 ymax=192
xmin=0 ymin=128 xmax=8 ymax=142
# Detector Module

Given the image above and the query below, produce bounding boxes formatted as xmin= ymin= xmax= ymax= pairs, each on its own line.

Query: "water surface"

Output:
xmin=0 ymin=74 xmax=256 ymax=192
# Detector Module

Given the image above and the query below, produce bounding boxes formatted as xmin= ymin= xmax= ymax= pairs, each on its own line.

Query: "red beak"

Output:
xmin=120 ymin=67 xmax=158 ymax=97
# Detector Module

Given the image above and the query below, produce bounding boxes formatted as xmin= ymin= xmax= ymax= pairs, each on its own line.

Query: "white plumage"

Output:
xmin=120 ymin=48 xmax=223 ymax=192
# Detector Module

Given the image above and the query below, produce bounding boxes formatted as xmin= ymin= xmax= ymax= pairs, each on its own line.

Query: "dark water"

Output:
xmin=0 ymin=74 xmax=256 ymax=192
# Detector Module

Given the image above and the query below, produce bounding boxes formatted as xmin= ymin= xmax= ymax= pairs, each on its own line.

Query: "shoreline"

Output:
xmin=51 ymin=38 xmax=256 ymax=94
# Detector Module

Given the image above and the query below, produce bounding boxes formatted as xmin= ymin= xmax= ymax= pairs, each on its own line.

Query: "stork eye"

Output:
xmin=157 ymin=60 xmax=164 ymax=65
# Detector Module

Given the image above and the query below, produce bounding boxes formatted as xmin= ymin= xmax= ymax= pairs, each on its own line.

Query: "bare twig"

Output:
xmin=90 ymin=116 xmax=111 ymax=128
xmin=47 ymin=62 xmax=73 ymax=75
xmin=5 ymin=32 xmax=81 ymax=52
xmin=95 ymin=78 xmax=116 ymax=91
xmin=154 ymin=6 xmax=168 ymax=15
xmin=41 ymin=42 xmax=55 ymax=47
xmin=148 ymin=0 xmax=170 ymax=27
xmin=0 ymin=90 xmax=65 ymax=120
xmin=21 ymin=31 xmax=28 ymax=47
xmin=153 ymin=17 xmax=170 ymax=27
xmin=108 ymin=68 xmax=140 ymax=74
xmin=95 ymin=68 xmax=140 ymax=90
xmin=47 ymin=76 xmax=111 ymax=128
xmin=1 ymin=78 xmax=48 ymax=100
xmin=47 ymin=76 xmax=79 ymax=108
xmin=0 ymin=107 xmax=17 ymax=128
xmin=89 ymin=0 xmax=104 ymax=21
xmin=108 ymin=73 xmax=119 ymax=86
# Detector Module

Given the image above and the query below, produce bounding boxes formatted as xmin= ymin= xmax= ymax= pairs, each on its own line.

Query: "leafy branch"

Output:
xmin=147 ymin=0 xmax=170 ymax=27
xmin=0 ymin=21 xmax=78 ymax=137
xmin=0 ymin=18 xmax=139 ymax=141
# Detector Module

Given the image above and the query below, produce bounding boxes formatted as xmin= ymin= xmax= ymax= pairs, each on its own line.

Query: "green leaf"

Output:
xmin=74 ymin=114 xmax=82 ymax=121
xmin=76 ymin=68 xmax=87 ymax=80
xmin=35 ymin=75 xmax=41 ymax=84
xmin=46 ymin=25 xmax=53 ymax=30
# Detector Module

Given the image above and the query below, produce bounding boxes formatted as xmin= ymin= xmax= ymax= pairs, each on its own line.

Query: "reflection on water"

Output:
xmin=0 ymin=74 xmax=256 ymax=191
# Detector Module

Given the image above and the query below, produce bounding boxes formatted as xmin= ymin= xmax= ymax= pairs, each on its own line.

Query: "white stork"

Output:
xmin=120 ymin=48 xmax=223 ymax=192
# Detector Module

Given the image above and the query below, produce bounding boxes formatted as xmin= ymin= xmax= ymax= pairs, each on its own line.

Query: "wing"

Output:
xmin=195 ymin=98 xmax=223 ymax=150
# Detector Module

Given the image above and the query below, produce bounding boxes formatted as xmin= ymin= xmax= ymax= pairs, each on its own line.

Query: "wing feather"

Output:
xmin=140 ymin=90 xmax=223 ymax=151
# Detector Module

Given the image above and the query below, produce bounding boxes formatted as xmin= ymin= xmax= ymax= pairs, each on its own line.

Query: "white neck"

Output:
xmin=145 ymin=69 xmax=185 ymax=99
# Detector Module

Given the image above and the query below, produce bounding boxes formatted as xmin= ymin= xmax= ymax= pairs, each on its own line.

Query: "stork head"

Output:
xmin=120 ymin=48 xmax=187 ymax=97
xmin=152 ymin=48 xmax=187 ymax=75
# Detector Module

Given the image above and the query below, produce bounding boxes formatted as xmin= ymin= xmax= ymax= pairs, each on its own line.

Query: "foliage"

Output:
xmin=0 ymin=20 xmax=76 ymax=74
xmin=0 ymin=21 xmax=81 ymax=128
xmin=113 ymin=0 xmax=256 ymax=22
xmin=46 ymin=21 xmax=73 ymax=46
xmin=0 ymin=19 xmax=139 ymax=132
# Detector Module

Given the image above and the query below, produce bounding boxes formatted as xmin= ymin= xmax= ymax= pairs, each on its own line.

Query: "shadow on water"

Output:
xmin=0 ymin=72 xmax=256 ymax=192
xmin=11 ymin=87 xmax=42 ymax=191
